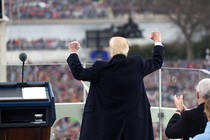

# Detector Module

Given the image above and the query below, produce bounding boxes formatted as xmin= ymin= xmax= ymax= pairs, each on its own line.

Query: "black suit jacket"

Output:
xmin=165 ymin=103 xmax=208 ymax=140
xmin=67 ymin=45 xmax=164 ymax=140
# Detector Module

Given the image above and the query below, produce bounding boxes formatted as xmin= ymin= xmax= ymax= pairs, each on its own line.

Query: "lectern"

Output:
xmin=0 ymin=82 xmax=56 ymax=140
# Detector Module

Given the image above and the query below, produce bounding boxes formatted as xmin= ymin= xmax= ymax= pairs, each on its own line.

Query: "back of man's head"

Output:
xmin=196 ymin=78 xmax=210 ymax=101
xmin=109 ymin=36 xmax=129 ymax=58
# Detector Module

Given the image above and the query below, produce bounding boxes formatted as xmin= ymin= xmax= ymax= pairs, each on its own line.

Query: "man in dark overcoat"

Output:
xmin=67 ymin=31 xmax=164 ymax=140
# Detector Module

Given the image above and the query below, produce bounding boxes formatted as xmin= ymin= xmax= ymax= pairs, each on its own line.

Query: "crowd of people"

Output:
xmin=4 ymin=0 xmax=142 ymax=19
xmin=7 ymin=64 xmax=84 ymax=103
xmin=6 ymin=59 xmax=210 ymax=108
xmin=6 ymin=38 xmax=210 ymax=69
xmin=143 ymin=67 xmax=209 ymax=109
xmin=6 ymin=38 xmax=86 ymax=50
xmin=53 ymin=117 xmax=80 ymax=140
xmin=6 ymin=38 xmax=71 ymax=50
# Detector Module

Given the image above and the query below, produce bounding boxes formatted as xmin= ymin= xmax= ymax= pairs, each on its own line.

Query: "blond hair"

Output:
xmin=204 ymin=98 xmax=210 ymax=119
xmin=109 ymin=36 xmax=129 ymax=58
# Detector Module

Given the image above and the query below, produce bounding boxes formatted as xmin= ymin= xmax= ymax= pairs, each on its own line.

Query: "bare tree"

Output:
xmin=148 ymin=0 xmax=210 ymax=60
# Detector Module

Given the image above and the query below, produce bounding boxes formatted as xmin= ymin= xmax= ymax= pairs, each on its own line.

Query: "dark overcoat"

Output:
xmin=67 ymin=45 xmax=164 ymax=140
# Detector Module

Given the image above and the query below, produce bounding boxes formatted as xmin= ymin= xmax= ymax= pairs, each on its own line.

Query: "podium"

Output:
xmin=0 ymin=82 xmax=56 ymax=140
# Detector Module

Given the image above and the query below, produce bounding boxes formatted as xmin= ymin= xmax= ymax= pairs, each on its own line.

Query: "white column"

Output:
xmin=0 ymin=0 xmax=7 ymax=82
xmin=0 ymin=20 xmax=7 ymax=82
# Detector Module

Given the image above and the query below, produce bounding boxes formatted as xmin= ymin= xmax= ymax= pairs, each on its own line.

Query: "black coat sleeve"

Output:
xmin=165 ymin=113 xmax=188 ymax=138
xmin=142 ymin=45 xmax=165 ymax=76
xmin=66 ymin=53 xmax=98 ymax=81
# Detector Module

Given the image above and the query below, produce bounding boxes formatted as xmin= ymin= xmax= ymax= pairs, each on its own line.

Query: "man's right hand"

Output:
xmin=150 ymin=31 xmax=161 ymax=42
xmin=68 ymin=41 xmax=80 ymax=54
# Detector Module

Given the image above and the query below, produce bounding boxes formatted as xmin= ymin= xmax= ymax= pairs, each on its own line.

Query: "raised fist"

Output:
xmin=68 ymin=41 xmax=80 ymax=53
xmin=150 ymin=31 xmax=161 ymax=42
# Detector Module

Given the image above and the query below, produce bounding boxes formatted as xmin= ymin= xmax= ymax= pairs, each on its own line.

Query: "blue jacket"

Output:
xmin=67 ymin=45 xmax=164 ymax=140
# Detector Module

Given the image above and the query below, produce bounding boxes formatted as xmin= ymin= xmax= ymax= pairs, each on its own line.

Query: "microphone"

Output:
xmin=19 ymin=53 xmax=27 ymax=86
xmin=19 ymin=53 xmax=27 ymax=63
